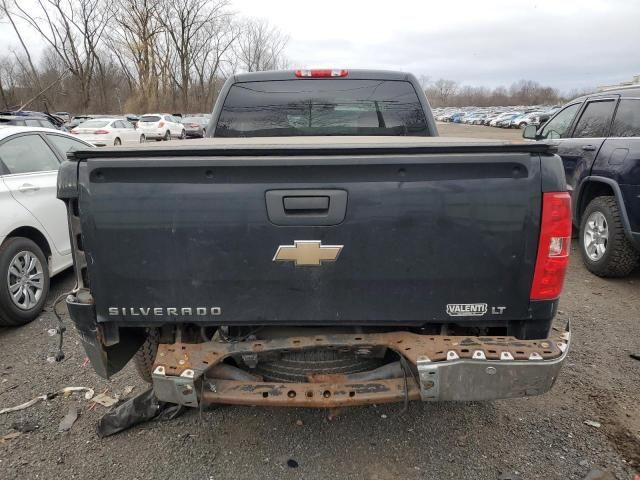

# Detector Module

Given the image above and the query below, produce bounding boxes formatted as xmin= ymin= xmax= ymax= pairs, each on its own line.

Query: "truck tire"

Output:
xmin=133 ymin=328 xmax=160 ymax=382
xmin=0 ymin=237 xmax=50 ymax=326
xmin=579 ymin=196 xmax=639 ymax=277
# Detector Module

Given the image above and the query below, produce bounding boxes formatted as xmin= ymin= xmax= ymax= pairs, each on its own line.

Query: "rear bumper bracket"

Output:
xmin=151 ymin=323 xmax=570 ymax=407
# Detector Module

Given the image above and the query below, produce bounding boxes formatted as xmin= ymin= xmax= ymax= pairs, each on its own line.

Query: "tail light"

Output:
xmin=94 ymin=129 xmax=109 ymax=134
xmin=295 ymin=69 xmax=348 ymax=78
xmin=190 ymin=123 xmax=199 ymax=128
xmin=530 ymin=192 xmax=572 ymax=300
xmin=158 ymin=121 xmax=165 ymax=128
xmin=70 ymin=129 xmax=78 ymax=134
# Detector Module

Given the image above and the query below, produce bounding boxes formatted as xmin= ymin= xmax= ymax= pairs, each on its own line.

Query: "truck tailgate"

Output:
xmin=75 ymin=143 xmax=544 ymax=326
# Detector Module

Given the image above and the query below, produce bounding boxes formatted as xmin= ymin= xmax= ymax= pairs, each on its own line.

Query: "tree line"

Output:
xmin=1 ymin=0 xmax=592 ymax=115
xmin=424 ymin=78 xmax=592 ymax=108
xmin=0 ymin=0 xmax=289 ymax=114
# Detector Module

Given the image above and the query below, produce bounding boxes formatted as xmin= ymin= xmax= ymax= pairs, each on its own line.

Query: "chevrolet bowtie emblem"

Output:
xmin=273 ymin=240 xmax=343 ymax=266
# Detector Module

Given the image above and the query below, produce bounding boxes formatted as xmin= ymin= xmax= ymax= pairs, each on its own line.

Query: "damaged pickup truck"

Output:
xmin=58 ymin=69 xmax=571 ymax=409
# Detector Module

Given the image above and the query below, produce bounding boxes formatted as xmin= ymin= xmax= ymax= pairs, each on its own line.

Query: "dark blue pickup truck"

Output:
xmin=59 ymin=70 xmax=572 ymax=410
xmin=524 ymin=86 xmax=640 ymax=277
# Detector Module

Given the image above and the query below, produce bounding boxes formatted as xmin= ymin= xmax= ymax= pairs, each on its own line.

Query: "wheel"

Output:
xmin=579 ymin=196 xmax=639 ymax=277
xmin=519 ymin=122 xmax=527 ymax=129
xmin=179 ymin=129 xmax=186 ymax=140
xmin=139 ymin=134 xmax=145 ymax=143
xmin=202 ymin=128 xmax=206 ymax=137
xmin=164 ymin=130 xmax=171 ymax=141
xmin=0 ymin=237 xmax=50 ymax=326
xmin=133 ymin=328 xmax=160 ymax=382
xmin=114 ymin=138 xmax=121 ymax=146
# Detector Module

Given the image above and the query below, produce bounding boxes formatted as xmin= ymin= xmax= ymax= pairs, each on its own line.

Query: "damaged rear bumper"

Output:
xmin=151 ymin=324 xmax=570 ymax=408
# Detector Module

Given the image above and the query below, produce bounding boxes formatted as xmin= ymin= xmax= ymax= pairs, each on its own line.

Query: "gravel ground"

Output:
xmin=1 ymin=123 xmax=639 ymax=480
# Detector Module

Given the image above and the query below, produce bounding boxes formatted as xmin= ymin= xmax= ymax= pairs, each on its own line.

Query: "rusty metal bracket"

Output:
xmin=151 ymin=325 xmax=570 ymax=408
xmin=152 ymin=366 xmax=198 ymax=407
xmin=201 ymin=378 xmax=421 ymax=407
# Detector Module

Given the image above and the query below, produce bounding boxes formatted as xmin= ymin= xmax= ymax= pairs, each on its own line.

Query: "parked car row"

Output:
xmin=67 ymin=113 xmax=212 ymax=145
xmin=433 ymin=105 xmax=560 ymax=129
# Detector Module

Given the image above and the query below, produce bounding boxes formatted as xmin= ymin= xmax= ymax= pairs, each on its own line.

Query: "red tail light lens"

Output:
xmin=158 ymin=121 xmax=165 ymax=128
xmin=94 ymin=129 xmax=109 ymax=134
xmin=295 ymin=69 xmax=348 ymax=78
xmin=530 ymin=192 xmax=572 ymax=300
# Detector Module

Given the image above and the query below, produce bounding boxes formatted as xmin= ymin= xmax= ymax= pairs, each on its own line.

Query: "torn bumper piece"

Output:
xmin=152 ymin=324 xmax=570 ymax=408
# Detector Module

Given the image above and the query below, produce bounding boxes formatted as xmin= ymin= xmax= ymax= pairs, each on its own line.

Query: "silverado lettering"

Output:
xmin=108 ymin=307 xmax=222 ymax=316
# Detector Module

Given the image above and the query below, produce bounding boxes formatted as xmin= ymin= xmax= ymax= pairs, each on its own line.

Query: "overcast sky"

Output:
xmin=231 ymin=0 xmax=639 ymax=91
xmin=2 ymin=0 xmax=638 ymax=92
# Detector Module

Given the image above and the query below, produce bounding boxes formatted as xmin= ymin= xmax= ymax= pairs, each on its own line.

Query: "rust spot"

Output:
xmin=308 ymin=373 xmax=348 ymax=384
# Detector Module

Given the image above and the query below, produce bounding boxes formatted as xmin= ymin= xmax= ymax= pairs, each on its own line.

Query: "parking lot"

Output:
xmin=0 ymin=122 xmax=637 ymax=480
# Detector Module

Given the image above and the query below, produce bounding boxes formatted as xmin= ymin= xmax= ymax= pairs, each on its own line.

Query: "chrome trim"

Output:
xmin=417 ymin=323 xmax=571 ymax=401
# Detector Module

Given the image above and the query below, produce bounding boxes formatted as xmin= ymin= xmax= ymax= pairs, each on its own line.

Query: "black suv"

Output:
xmin=524 ymin=86 xmax=640 ymax=277
xmin=0 ymin=111 xmax=66 ymax=130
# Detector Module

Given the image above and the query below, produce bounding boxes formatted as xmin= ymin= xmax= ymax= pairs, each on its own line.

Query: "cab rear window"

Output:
xmin=215 ymin=79 xmax=429 ymax=137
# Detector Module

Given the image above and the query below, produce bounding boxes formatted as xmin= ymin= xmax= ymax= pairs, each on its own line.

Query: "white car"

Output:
xmin=137 ymin=114 xmax=186 ymax=141
xmin=71 ymin=118 xmax=144 ymax=147
xmin=0 ymin=126 xmax=94 ymax=325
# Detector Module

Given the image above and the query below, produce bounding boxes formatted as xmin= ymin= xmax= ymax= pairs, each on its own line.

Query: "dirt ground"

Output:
xmin=1 ymin=123 xmax=639 ymax=480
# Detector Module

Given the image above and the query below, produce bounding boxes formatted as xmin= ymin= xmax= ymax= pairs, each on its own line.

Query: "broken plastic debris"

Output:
xmin=584 ymin=420 xmax=602 ymax=428
xmin=0 ymin=432 xmax=21 ymax=444
xmin=97 ymin=388 xmax=184 ymax=437
xmin=0 ymin=395 xmax=48 ymax=415
xmin=92 ymin=393 xmax=119 ymax=407
xmin=0 ymin=387 xmax=94 ymax=414
xmin=61 ymin=387 xmax=94 ymax=400
xmin=58 ymin=405 xmax=79 ymax=432
xmin=11 ymin=419 xmax=39 ymax=432
xmin=122 ymin=386 xmax=135 ymax=397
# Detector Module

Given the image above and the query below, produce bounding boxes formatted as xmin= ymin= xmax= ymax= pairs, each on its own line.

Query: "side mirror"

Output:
xmin=523 ymin=124 xmax=538 ymax=140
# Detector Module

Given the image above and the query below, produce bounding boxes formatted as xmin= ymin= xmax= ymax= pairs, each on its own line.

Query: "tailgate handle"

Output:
xmin=283 ymin=196 xmax=329 ymax=213
xmin=266 ymin=190 xmax=347 ymax=226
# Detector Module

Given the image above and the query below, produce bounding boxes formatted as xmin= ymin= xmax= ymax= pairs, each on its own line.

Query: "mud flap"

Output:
xmin=67 ymin=298 xmax=144 ymax=379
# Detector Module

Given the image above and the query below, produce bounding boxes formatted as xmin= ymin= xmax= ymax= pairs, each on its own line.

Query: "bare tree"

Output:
xmin=1 ymin=0 xmax=53 ymax=109
xmin=158 ymin=0 xmax=231 ymax=111
xmin=107 ymin=0 xmax=164 ymax=112
xmin=192 ymin=13 xmax=238 ymax=109
xmin=234 ymin=18 xmax=288 ymax=72
xmin=1 ymin=2 xmax=291 ymax=113
xmin=426 ymin=79 xmax=458 ymax=106
xmin=9 ymin=0 xmax=111 ymax=110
